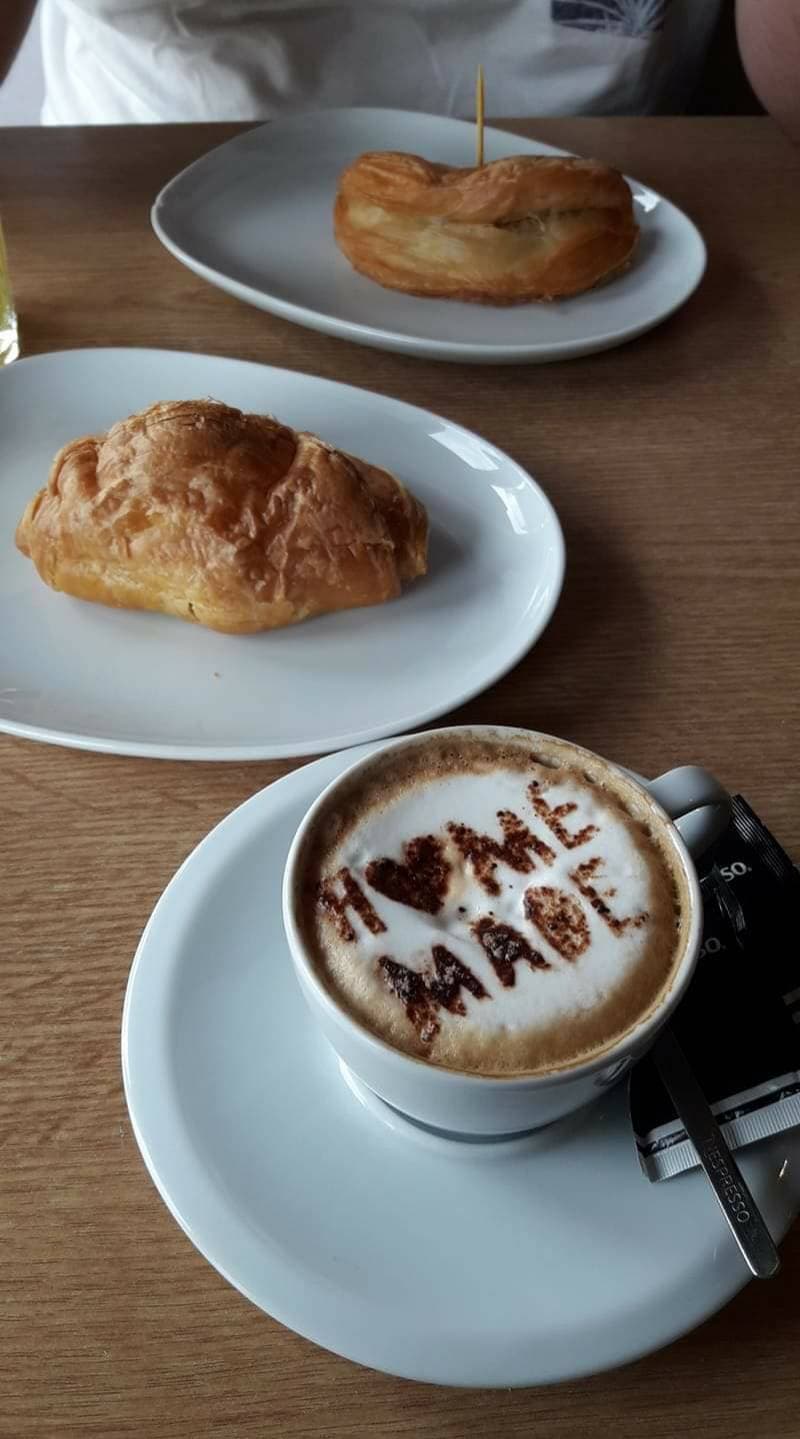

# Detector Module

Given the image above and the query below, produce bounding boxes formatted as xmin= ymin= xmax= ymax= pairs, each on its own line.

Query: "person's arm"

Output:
xmin=0 ymin=0 xmax=37 ymax=85
xmin=736 ymin=0 xmax=800 ymax=141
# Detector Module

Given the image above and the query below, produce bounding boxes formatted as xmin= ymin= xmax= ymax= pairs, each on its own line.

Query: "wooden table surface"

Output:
xmin=2 ymin=117 xmax=799 ymax=1437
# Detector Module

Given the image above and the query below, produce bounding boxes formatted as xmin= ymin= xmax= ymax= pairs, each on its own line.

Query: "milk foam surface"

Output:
xmin=304 ymin=746 xmax=684 ymax=1075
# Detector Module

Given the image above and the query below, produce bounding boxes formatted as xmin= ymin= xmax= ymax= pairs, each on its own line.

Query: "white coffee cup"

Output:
xmin=283 ymin=727 xmax=729 ymax=1137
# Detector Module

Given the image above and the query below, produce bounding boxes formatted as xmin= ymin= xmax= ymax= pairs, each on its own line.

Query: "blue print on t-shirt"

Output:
xmin=552 ymin=0 xmax=670 ymax=36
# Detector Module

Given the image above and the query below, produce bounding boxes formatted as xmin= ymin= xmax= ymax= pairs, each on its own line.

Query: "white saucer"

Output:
xmin=122 ymin=743 xmax=800 ymax=1387
xmin=0 ymin=348 xmax=562 ymax=760
xmin=152 ymin=107 xmax=706 ymax=365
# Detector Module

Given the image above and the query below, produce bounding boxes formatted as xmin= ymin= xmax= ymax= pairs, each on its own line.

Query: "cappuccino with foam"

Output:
xmin=295 ymin=734 xmax=689 ymax=1077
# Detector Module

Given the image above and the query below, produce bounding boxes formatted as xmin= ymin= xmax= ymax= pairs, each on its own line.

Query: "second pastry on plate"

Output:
xmin=152 ymin=107 xmax=706 ymax=363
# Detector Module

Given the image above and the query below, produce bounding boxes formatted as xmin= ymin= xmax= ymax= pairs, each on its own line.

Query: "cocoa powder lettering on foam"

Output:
xmin=570 ymin=856 xmax=648 ymax=935
xmin=472 ymin=917 xmax=550 ymax=986
xmin=316 ymin=777 xmax=650 ymax=1043
xmin=378 ymin=946 xmax=488 ymax=1043
xmin=523 ymin=886 xmax=590 ymax=961
xmin=317 ymin=867 xmax=387 ymax=941
xmin=528 ymin=781 xmax=599 ymax=850
xmin=365 ymin=834 xmax=450 ymax=914
xmin=446 ymin=810 xmax=556 ymax=897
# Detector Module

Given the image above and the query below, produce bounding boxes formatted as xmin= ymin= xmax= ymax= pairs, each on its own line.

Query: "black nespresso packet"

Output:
xmin=631 ymin=796 xmax=800 ymax=1181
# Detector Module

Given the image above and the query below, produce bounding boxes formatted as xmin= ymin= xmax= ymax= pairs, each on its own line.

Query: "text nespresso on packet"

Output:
xmin=631 ymin=796 xmax=800 ymax=1181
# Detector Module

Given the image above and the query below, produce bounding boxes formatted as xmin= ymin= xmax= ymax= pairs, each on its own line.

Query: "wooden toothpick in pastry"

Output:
xmin=476 ymin=64 xmax=485 ymax=167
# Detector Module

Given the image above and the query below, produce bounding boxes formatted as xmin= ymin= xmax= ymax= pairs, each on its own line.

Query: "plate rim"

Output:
xmin=0 ymin=346 xmax=565 ymax=761
xmin=121 ymin=741 xmax=798 ymax=1386
xmin=151 ymin=106 xmax=708 ymax=364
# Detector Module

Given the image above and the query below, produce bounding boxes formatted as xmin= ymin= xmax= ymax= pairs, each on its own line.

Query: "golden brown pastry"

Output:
xmin=334 ymin=151 xmax=638 ymax=303
xmin=15 ymin=400 xmax=428 ymax=633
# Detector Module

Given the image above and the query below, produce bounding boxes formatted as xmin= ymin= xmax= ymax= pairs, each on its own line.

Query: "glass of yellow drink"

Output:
xmin=0 ymin=218 xmax=19 ymax=366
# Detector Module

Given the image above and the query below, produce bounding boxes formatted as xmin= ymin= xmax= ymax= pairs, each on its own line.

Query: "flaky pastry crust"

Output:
xmin=15 ymin=400 xmax=428 ymax=633
xmin=334 ymin=151 xmax=638 ymax=303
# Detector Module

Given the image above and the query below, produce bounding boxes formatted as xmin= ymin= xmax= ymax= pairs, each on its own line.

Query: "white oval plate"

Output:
xmin=122 ymin=744 xmax=800 ymax=1388
xmin=152 ymin=107 xmax=706 ymax=365
xmin=0 ymin=348 xmax=563 ymax=760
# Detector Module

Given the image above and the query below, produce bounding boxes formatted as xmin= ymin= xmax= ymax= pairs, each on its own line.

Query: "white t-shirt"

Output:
xmin=41 ymin=0 xmax=722 ymax=126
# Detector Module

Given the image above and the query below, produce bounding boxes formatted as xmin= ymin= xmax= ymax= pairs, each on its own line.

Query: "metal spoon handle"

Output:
xmin=652 ymin=1028 xmax=780 ymax=1279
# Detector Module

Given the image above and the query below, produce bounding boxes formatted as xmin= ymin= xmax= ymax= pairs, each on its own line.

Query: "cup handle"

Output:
xmin=643 ymin=766 xmax=730 ymax=858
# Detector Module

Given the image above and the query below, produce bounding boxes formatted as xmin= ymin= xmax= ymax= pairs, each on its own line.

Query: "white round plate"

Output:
xmin=152 ymin=107 xmax=706 ymax=366
xmin=122 ymin=743 xmax=800 ymax=1388
xmin=0 ymin=348 xmax=563 ymax=760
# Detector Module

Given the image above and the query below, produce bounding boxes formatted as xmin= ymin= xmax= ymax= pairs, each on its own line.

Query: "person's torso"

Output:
xmin=41 ymin=0 xmax=722 ymax=125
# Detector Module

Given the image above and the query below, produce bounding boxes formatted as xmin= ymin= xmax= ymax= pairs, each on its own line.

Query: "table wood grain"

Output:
xmin=1 ymin=118 xmax=799 ymax=1438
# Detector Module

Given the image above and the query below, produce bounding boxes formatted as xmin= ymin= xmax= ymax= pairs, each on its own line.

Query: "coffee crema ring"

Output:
xmin=300 ymin=734 xmax=688 ymax=1077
